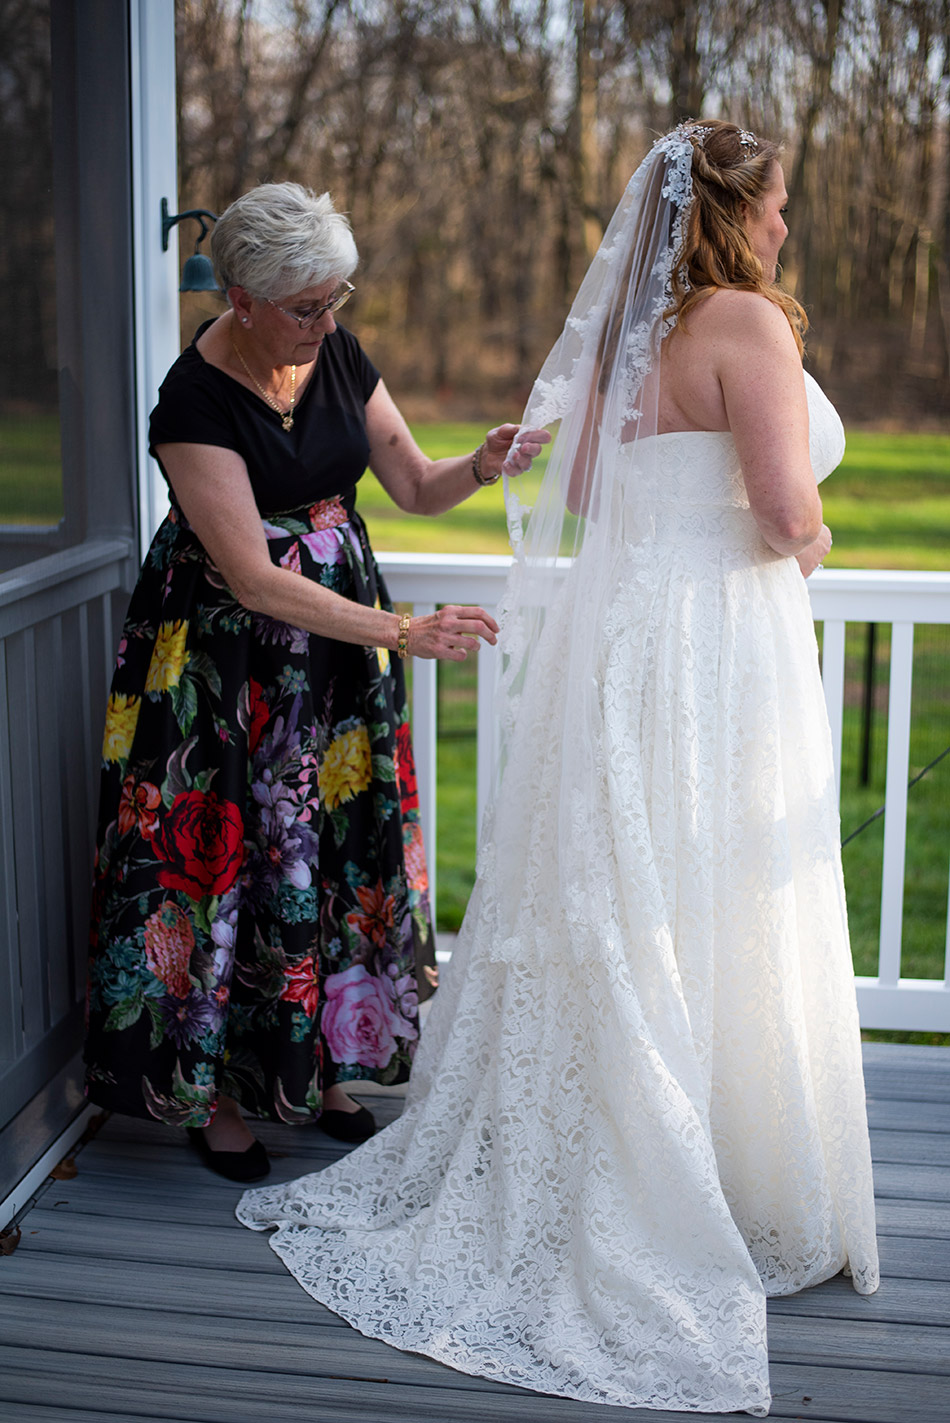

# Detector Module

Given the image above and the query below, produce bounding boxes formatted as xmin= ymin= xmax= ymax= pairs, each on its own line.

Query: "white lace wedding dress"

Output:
xmin=238 ymin=371 xmax=880 ymax=1416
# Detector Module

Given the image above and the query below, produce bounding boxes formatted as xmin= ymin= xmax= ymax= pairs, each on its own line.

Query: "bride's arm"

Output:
xmin=716 ymin=291 xmax=823 ymax=557
xmin=565 ymin=388 xmax=602 ymax=517
xmin=795 ymin=523 xmax=832 ymax=577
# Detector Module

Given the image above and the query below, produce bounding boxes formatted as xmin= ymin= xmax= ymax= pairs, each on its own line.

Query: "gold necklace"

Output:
xmin=231 ymin=339 xmax=296 ymax=431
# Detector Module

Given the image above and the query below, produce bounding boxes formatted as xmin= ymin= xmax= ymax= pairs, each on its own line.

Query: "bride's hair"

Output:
xmin=668 ymin=119 xmax=808 ymax=354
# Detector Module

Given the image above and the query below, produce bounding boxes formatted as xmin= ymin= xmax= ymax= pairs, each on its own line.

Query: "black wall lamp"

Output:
xmin=161 ymin=198 xmax=220 ymax=292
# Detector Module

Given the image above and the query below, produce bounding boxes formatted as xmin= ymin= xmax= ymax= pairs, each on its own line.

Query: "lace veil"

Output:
xmin=485 ymin=126 xmax=702 ymax=959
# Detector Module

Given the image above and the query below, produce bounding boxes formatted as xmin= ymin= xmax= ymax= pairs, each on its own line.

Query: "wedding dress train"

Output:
xmin=238 ymin=372 xmax=879 ymax=1415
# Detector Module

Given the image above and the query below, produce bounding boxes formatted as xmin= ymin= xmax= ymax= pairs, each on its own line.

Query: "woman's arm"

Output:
xmin=156 ymin=441 xmax=498 ymax=660
xmin=365 ymin=381 xmax=547 ymax=515
xmin=714 ymin=292 xmax=823 ymax=556
xmin=795 ymin=523 xmax=832 ymax=578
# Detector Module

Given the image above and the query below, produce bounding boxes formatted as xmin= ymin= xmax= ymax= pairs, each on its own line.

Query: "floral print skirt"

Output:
xmin=84 ymin=489 xmax=435 ymax=1128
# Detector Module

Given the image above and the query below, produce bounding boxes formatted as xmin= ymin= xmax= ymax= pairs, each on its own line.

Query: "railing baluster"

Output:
xmin=7 ymin=628 xmax=47 ymax=1043
xmin=820 ymin=618 xmax=846 ymax=805
xmin=410 ymin=602 xmax=438 ymax=927
xmin=60 ymin=606 xmax=95 ymax=994
xmin=101 ymin=590 xmax=114 ymax=686
xmin=35 ymin=617 xmax=69 ymax=1023
xmin=944 ymin=850 xmax=950 ymax=993
xmin=0 ymin=641 xmax=22 ymax=1066
xmin=77 ymin=601 xmax=97 ymax=856
xmin=476 ymin=639 xmax=500 ymax=837
xmin=878 ymin=621 xmax=915 ymax=987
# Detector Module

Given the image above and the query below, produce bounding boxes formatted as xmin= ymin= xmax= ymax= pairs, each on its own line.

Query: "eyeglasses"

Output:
xmin=266 ymin=281 xmax=355 ymax=329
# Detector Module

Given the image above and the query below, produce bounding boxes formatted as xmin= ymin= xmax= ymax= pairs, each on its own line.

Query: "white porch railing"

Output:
xmin=809 ymin=570 xmax=950 ymax=1031
xmin=0 ymin=538 xmax=134 ymax=1139
xmin=378 ymin=555 xmax=950 ymax=1033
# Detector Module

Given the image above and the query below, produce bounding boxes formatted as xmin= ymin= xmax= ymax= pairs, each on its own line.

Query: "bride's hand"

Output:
xmin=796 ymin=523 xmax=832 ymax=578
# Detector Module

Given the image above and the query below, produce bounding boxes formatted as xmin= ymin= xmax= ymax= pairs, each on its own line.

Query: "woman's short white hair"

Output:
xmin=211 ymin=182 xmax=358 ymax=299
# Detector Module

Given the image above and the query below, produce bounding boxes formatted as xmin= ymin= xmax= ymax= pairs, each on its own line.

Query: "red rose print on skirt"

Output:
xmin=150 ymin=788 xmax=245 ymax=901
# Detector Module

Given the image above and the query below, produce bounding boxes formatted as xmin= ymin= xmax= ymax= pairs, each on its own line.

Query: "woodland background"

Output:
xmin=172 ymin=0 xmax=950 ymax=424
xmin=1 ymin=0 xmax=948 ymax=424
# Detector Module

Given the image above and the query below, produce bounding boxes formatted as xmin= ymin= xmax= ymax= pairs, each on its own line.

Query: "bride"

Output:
xmin=237 ymin=120 xmax=880 ymax=1415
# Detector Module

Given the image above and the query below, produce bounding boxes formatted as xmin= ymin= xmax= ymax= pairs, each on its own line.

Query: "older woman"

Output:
xmin=83 ymin=183 xmax=545 ymax=1181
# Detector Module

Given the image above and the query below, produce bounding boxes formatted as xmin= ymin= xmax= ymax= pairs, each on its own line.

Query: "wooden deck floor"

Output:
xmin=0 ymin=1041 xmax=948 ymax=1423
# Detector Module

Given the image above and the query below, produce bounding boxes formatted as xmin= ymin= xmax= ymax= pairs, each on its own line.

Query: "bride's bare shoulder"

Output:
xmin=687 ymin=288 xmax=791 ymax=340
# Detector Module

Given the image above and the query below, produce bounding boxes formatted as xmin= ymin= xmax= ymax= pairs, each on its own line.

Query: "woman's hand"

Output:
xmin=482 ymin=423 xmax=550 ymax=479
xmin=403 ymin=605 xmax=499 ymax=661
xmin=366 ymin=385 xmax=549 ymax=513
xmin=796 ymin=523 xmax=832 ymax=578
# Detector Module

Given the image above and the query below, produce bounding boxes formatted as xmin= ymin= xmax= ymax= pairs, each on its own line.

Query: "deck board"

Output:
xmin=865 ymin=1097 xmax=950 ymax=1133
xmin=18 ymin=1206 xmax=945 ymax=1284
xmin=1 ymin=1043 xmax=947 ymax=1422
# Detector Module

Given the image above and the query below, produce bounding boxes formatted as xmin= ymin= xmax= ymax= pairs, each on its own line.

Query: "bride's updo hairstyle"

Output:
xmin=669 ymin=119 xmax=807 ymax=354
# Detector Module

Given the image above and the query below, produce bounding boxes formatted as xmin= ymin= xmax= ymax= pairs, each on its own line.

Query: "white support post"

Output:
xmin=820 ymin=618 xmax=846 ymax=804
xmin=411 ymin=603 xmax=438 ymax=926
xmin=878 ymin=622 xmax=915 ymax=986
xmin=129 ymin=0 xmax=179 ymax=558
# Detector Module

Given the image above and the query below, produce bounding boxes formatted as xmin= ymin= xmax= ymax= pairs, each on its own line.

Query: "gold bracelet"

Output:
xmin=472 ymin=442 xmax=500 ymax=486
xmin=396 ymin=612 xmax=412 ymax=660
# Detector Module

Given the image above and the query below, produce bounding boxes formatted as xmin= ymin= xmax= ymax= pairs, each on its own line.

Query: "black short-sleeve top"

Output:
xmin=148 ymin=321 xmax=381 ymax=517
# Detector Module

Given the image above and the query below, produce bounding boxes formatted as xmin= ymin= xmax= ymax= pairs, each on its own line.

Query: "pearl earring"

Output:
xmin=241 ymin=317 xmax=248 ymax=324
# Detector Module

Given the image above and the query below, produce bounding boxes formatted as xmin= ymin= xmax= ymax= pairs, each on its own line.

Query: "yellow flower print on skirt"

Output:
xmin=145 ymin=619 xmax=190 ymax=695
xmin=320 ymin=723 xmax=373 ymax=810
xmin=102 ymin=692 xmax=141 ymax=764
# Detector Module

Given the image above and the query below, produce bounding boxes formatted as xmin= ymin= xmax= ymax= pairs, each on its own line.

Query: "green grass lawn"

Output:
xmin=820 ymin=433 xmax=950 ymax=571
xmin=0 ymin=411 xmax=63 ymax=525
xmin=3 ymin=413 xmax=948 ymax=1039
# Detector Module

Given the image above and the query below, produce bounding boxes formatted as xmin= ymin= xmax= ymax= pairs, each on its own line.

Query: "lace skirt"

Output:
xmin=237 ymin=528 xmax=879 ymax=1415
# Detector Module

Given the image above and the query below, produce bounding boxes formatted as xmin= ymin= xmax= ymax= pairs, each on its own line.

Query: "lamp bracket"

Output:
xmin=161 ymin=198 xmax=219 ymax=251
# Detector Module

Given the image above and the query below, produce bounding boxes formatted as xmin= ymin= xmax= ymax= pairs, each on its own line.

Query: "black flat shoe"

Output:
xmin=186 ymin=1127 xmax=270 ymax=1182
xmin=316 ymin=1105 xmax=376 ymax=1143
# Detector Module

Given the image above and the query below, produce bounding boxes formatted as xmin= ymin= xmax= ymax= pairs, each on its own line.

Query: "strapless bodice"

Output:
xmin=612 ymin=372 xmax=844 ymax=554
xmin=619 ymin=371 xmax=845 ymax=509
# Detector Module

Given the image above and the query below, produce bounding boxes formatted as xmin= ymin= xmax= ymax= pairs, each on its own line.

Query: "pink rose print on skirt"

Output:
xmin=322 ymin=963 xmax=414 ymax=1068
xmin=301 ymin=529 xmax=344 ymax=565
